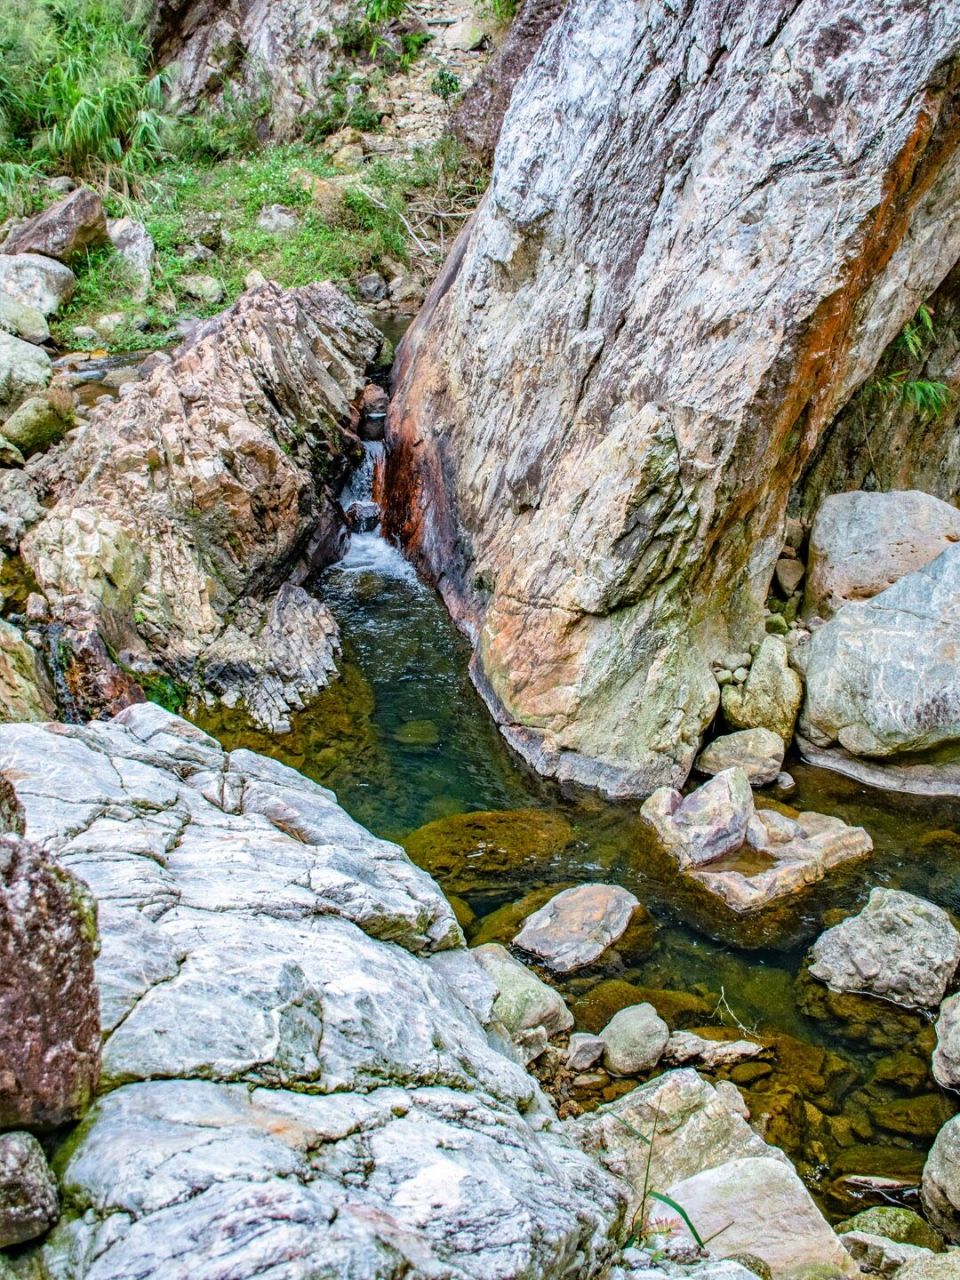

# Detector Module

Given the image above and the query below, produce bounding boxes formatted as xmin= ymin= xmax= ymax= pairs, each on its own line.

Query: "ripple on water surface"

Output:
xmin=194 ymin=530 xmax=960 ymax=1221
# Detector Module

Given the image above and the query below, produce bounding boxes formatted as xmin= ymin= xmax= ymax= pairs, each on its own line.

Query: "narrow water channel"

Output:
xmin=195 ymin=438 xmax=960 ymax=1227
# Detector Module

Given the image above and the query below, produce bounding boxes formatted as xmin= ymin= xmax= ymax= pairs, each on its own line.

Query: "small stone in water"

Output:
xmin=393 ymin=719 xmax=440 ymax=747
xmin=566 ymin=1032 xmax=605 ymax=1071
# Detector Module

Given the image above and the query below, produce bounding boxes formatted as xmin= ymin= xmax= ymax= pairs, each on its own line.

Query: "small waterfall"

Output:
xmin=340 ymin=441 xmax=386 ymax=534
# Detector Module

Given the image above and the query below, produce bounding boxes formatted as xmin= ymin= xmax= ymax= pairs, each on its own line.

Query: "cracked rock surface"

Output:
xmin=0 ymin=704 xmax=624 ymax=1278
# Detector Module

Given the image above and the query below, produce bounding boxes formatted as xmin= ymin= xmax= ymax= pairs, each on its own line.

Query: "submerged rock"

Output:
xmin=401 ymin=807 xmax=573 ymax=894
xmin=800 ymin=545 xmax=960 ymax=760
xmin=807 ymin=888 xmax=960 ymax=1010
xmin=804 ymin=490 xmax=960 ymax=620
xmin=0 ymin=1131 xmax=59 ymax=1247
xmin=0 ymin=831 xmax=101 ymax=1130
xmin=2 ymin=188 xmax=107 ymax=264
xmin=0 ymin=708 xmax=626 ymax=1278
xmin=514 ymin=883 xmax=642 ymax=973
xmin=387 ymin=0 xmax=960 ymax=797
xmin=696 ymin=728 xmax=785 ymax=787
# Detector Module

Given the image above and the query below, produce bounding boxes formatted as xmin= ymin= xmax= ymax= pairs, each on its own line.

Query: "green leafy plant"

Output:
xmin=864 ymin=305 xmax=952 ymax=421
xmin=616 ymin=1106 xmax=705 ymax=1253
xmin=474 ymin=0 xmax=516 ymax=24
xmin=430 ymin=69 xmax=462 ymax=103
xmin=894 ymin=302 xmax=935 ymax=359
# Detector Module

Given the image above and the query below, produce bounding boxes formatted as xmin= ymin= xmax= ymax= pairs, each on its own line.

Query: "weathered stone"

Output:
xmin=797 ymin=736 xmax=960 ymax=799
xmin=808 ymin=888 xmax=960 ymax=1010
xmin=800 ymin=545 xmax=960 ymax=759
xmin=0 ymin=618 xmax=55 ymax=722
xmin=933 ymin=993 xmax=960 ymax=1092
xmin=0 ymin=254 xmax=76 ymax=316
xmin=256 ymin=204 xmax=298 ymax=234
xmin=452 ymin=0 xmax=565 ymax=160
xmin=599 ymin=1003 xmax=669 ymax=1077
xmin=896 ymin=1257 xmax=960 ymax=1280
xmin=179 ymin=272 xmax=224 ymax=304
xmin=387 ymin=0 xmax=960 ymax=797
xmin=696 ymin=729 xmax=785 ymax=787
xmin=357 ymin=271 xmax=388 ymax=302
xmin=514 ymin=883 xmax=641 ymax=972
xmin=0 ymin=1131 xmax=59 ymax=1247
xmin=0 ymin=833 xmax=101 ymax=1130
xmin=472 ymin=942 xmax=573 ymax=1057
xmin=21 ymin=281 xmax=379 ymax=725
xmin=0 ymin=709 xmax=626 ymax=1276
xmin=107 ymin=217 xmax=154 ymax=302
xmin=566 ymin=1033 xmax=605 ymax=1071
xmin=642 ymin=769 xmax=754 ymax=870
xmin=0 ymin=290 xmax=48 ymax=345
xmin=774 ymin=557 xmax=804 ymax=598
xmin=153 ymin=0 xmax=355 ymax=137
xmin=2 ymin=390 xmax=73 ymax=456
xmin=654 ymin=1156 xmax=857 ymax=1278
xmin=722 ymin=638 xmax=803 ymax=743
xmin=2 ymin=189 xmax=107 ymax=263
xmin=804 ymin=490 xmax=960 ymax=620
xmin=662 ymin=1031 xmax=764 ymax=1070
xmin=0 ymin=332 xmax=51 ymax=421
xmin=835 ymin=1207 xmax=944 ymax=1254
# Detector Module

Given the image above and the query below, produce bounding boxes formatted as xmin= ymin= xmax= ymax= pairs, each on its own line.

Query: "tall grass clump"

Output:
xmin=0 ymin=0 xmax=170 ymax=191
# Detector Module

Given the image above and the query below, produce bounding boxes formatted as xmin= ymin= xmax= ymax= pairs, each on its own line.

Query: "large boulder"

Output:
xmin=0 ymin=332 xmax=51 ymax=422
xmin=0 ymin=254 xmax=76 ymax=317
xmin=804 ymin=490 xmax=960 ymax=619
xmin=2 ymin=188 xmax=107 ymax=263
xmin=922 ymin=1115 xmax=960 ymax=1242
xmin=695 ymin=728 xmax=785 ymax=787
xmin=386 ymin=0 xmax=960 ymax=797
xmin=0 ymin=291 xmax=48 ymax=345
xmin=807 ymin=888 xmax=960 ymax=1010
xmin=0 ymin=831 xmax=101 ymax=1130
xmin=2 ymin=389 xmax=73 ymax=457
xmin=0 ymin=708 xmax=626 ymax=1278
xmin=20 ymin=281 xmax=381 ymax=726
xmin=800 ymin=544 xmax=960 ymax=759
xmin=514 ymin=882 xmax=642 ymax=972
xmin=0 ymin=1131 xmax=59 ymax=1248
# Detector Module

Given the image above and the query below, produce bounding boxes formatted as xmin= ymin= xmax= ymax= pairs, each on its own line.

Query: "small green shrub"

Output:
xmin=474 ymin=0 xmax=516 ymax=24
xmin=430 ymin=69 xmax=461 ymax=103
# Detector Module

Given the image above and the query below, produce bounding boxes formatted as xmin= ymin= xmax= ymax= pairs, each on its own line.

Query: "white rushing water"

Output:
xmin=335 ymin=440 xmax=422 ymax=584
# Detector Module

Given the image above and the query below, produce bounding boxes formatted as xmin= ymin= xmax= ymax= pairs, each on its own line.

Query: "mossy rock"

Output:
xmin=392 ymin=718 xmax=440 ymax=747
xmin=796 ymin=965 xmax=928 ymax=1049
xmin=2 ymin=389 xmax=73 ymax=457
xmin=835 ymin=1206 xmax=944 ymax=1252
xmin=446 ymin=894 xmax=475 ymax=930
xmin=569 ymin=978 xmax=713 ymax=1034
xmin=401 ymin=808 xmax=573 ymax=895
xmin=870 ymin=1051 xmax=931 ymax=1095
xmin=469 ymin=882 xmax=576 ymax=946
xmin=869 ymin=1092 xmax=954 ymax=1140
xmin=724 ymin=1255 xmax=773 ymax=1280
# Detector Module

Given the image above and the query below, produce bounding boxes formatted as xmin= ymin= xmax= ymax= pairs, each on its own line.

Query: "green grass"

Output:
xmin=47 ymin=138 xmax=483 ymax=350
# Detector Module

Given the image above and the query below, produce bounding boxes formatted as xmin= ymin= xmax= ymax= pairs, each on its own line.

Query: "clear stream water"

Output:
xmin=194 ymin=451 xmax=960 ymax=1226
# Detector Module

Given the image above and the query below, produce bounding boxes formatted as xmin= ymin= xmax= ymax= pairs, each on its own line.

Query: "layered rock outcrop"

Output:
xmin=0 ymin=706 xmax=626 ymax=1277
xmin=15 ymin=281 xmax=380 ymax=727
xmin=387 ymin=0 xmax=960 ymax=796
xmin=151 ymin=0 xmax=353 ymax=137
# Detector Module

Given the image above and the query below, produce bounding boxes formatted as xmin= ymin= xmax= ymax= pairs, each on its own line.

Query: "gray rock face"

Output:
xmin=807 ymin=888 xmax=960 ymax=1010
xmin=21 ymin=281 xmax=379 ymax=725
xmin=1 ymin=707 xmax=625 ymax=1278
xmin=695 ymin=728 xmax=784 ymax=787
xmin=0 ymin=1131 xmax=59 ymax=1247
xmin=804 ymin=490 xmax=960 ymax=619
xmin=387 ymin=0 xmax=960 ymax=797
xmin=840 ymin=1230 xmax=933 ymax=1277
xmin=2 ymin=188 xmax=107 ymax=263
xmin=472 ymin=942 xmax=574 ymax=1061
xmin=599 ymin=1003 xmax=669 ymax=1077
xmin=933 ymin=993 xmax=960 ymax=1092
xmin=514 ymin=883 xmax=640 ymax=972
xmin=0 ymin=290 xmax=48 ymax=345
xmin=0 ymin=832 xmax=101 ymax=1131
xmin=641 ymin=769 xmax=754 ymax=870
xmin=0 ymin=253 xmax=76 ymax=316
xmin=922 ymin=1115 xmax=960 ymax=1242
xmin=153 ymin=0 xmax=353 ymax=137
xmin=800 ymin=544 xmax=960 ymax=759
xmin=0 ymin=331 xmax=51 ymax=422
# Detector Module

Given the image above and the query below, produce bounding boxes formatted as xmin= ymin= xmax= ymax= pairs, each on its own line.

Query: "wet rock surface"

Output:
xmin=695 ymin=729 xmax=785 ymax=788
xmin=0 ymin=706 xmax=626 ymax=1278
xmin=387 ymin=0 xmax=960 ymax=796
xmin=514 ymin=883 xmax=641 ymax=973
xmin=641 ymin=769 xmax=754 ymax=871
xmin=808 ymin=888 xmax=960 ymax=1010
